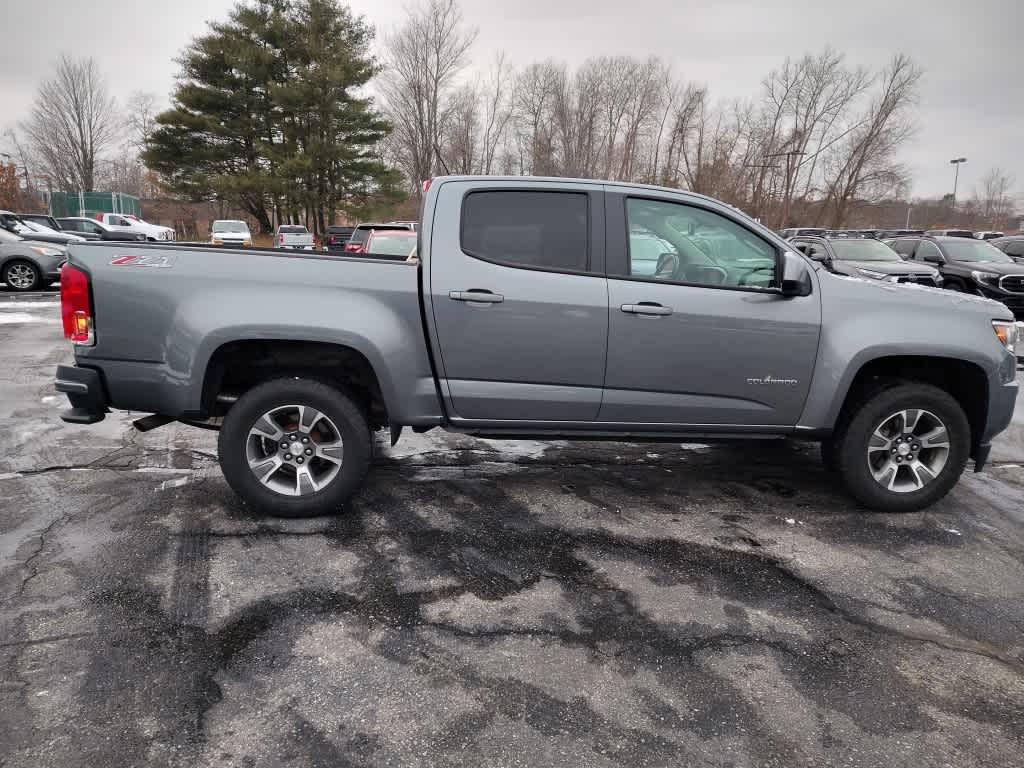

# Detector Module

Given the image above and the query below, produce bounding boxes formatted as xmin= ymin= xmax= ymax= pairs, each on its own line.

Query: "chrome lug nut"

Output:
xmin=281 ymin=442 xmax=289 ymax=449
xmin=284 ymin=453 xmax=292 ymax=461
xmin=302 ymin=437 xmax=309 ymax=444
xmin=912 ymin=444 xmax=920 ymax=451
xmin=305 ymin=449 xmax=313 ymax=456
xmin=296 ymin=457 xmax=304 ymax=464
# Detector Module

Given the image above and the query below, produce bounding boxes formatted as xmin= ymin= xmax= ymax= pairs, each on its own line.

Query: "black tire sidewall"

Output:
xmin=3 ymin=260 xmax=41 ymax=292
xmin=837 ymin=384 xmax=970 ymax=512
xmin=218 ymin=378 xmax=371 ymax=517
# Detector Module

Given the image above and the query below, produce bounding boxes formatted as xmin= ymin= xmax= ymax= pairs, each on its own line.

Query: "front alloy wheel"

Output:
xmin=866 ymin=409 xmax=950 ymax=493
xmin=836 ymin=383 xmax=969 ymax=512
xmin=3 ymin=260 xmax=41 ymax=291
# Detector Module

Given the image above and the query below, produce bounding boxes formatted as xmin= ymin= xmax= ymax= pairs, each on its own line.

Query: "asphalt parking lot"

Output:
xmin=2 ymin=289 xmax=1024 ymax=767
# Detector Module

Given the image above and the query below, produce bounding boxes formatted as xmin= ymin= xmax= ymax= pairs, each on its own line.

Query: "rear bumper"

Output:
xmin=55 ymin=364 xmax=108 ymax=424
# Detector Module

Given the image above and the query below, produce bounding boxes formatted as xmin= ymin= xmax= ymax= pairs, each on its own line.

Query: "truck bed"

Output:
xmin=66 ymin=241 xmax=442 ymax=425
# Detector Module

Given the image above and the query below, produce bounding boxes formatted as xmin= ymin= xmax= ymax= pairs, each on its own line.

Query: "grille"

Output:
xmin=897 ymin=274 xmax=939 ymax=285
xmin=999 ymin=275 xmax=1024 ymax=293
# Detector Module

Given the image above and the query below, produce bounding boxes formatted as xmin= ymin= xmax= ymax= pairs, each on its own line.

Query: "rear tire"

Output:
xmin=217 ymin=378 xmax=372 ymax=517
xmin=3 ymin=260 xmax=42 ymax=292
xmin=835 ymin=383 xmax=969 ymax=512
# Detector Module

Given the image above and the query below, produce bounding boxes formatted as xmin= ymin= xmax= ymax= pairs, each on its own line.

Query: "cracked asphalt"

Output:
xmin=2 ymin=290 xmax=1024 ymax=767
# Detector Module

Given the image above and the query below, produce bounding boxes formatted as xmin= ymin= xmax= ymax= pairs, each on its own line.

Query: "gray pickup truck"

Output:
xmin=55 ymin=176 xmax=1019 ymax=516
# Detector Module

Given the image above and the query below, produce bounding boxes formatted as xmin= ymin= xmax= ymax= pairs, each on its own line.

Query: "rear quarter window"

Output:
xmin=460 ymin=190 xmax=589 ymax=272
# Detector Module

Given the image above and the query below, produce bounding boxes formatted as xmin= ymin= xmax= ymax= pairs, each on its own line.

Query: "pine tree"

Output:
xmin=143 ymin=0 xmax=398 ymax=233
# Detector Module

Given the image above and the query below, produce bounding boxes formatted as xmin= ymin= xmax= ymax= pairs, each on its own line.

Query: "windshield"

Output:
xmin=279 ymin=225 xmax=307 ymax=234
xmin=367 ymin=233 xmax=416 ymax=256
xmin=212 ymin=221 xmax=249 ymax=234
xmin=23 ymin=221 xmax=61 ymax=235
xmin=829 ymin=239 xmax=901 ymax=262
xmin=0 ymin=228 xmax=22 ymax=243
xmin=942 ymin=240 xmax=1013 ymax=263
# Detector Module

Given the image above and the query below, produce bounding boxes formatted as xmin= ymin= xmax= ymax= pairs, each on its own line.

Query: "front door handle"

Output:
xmin=621 ymin=302 xmax=672 ymax=316
xmin=449 ymin=290 xmax=504 ymax=303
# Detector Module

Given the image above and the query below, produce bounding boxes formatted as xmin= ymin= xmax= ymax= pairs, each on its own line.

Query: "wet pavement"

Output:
xmin=2 ymin=289 xmax=1024 ymax=767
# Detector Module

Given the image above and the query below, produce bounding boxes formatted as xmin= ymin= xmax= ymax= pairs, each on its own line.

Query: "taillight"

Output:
xmin=95 ymin=213 xmax=103 ymax=221
xmin=328 ymin=236 xmax=336 ymax=244
xmin=61 ymin=263 xmax=94 ymax=345
xmin=279 ymin=233 xmax=285 ymax=245
xmin=422 ymin=179 xmax=432 ymax=193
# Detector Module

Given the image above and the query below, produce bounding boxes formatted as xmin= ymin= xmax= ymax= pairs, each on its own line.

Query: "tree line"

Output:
xmin=4 ymin=0 xmax=1018 ymax=232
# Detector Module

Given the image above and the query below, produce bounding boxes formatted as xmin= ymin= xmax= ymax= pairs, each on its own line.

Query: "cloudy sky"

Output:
xmin=2 ymin=0 xmax=1020 ymax=199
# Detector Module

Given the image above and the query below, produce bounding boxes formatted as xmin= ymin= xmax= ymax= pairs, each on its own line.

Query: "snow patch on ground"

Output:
xmin=0 ymin=313 xmax=58 ymax=325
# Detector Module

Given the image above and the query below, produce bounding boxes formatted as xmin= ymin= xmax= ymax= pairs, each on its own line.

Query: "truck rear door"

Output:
xmin=425 ymin=179 xmax=608 ymax=422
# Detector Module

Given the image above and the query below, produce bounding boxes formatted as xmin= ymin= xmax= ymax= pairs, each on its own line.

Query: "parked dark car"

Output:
xmin=344 ymin=223 xmax=413 ymax=254
xmin=57 ymin=217 xmax=148 ymax=242
xmin=324 ymin=225 xmax=355 ymax=252
xmin=873 ymin=229 xmax=924 ymax=239
xmin=779 ymin=227 xmax=826 ymax=238
xmin=885 ymin=235 xmax=1024 ymax=319
xmin=925 ymin=229 xmax=974 ymax=238
xmin=989 ymin=236 xmax=1024 ymax=264
xmin=790 ymin=235 xmax=941 ymax=285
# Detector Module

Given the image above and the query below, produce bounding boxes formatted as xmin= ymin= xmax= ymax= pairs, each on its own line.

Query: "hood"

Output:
xmin=839 ymin=260 xmax=939 ymax=276
xmin=950 ymin=260 xmax=1024 ymax=276
xmin=23 ymin=239 xmax=67 ymax=253
xmin=213 ymin=232 xmax=250 ymax=240
xmin=827 ymin=268 xmax=1012 ymax=319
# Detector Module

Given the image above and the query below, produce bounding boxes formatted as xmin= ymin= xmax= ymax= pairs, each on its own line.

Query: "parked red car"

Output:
xmin=344 ymin=223 xmax=414 ymax=254
xmin=363 ymin=229 xmax=417 ymax=261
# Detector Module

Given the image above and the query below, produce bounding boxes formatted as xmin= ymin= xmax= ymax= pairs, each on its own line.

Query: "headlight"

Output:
xmin=243 ymin=239 xmax=252 ymax=246
xmin=212 ymin=239 xmax=224 ymax=245
xmin=993 ymin=320 xmax=1018 ymax=354
xmin=857 ymin=268 xmax=888 ymax=279
xmin=972 ymin=270 xmax=1001 ymax=287
xmin=30 ymin=246 xmax=64 ymax=257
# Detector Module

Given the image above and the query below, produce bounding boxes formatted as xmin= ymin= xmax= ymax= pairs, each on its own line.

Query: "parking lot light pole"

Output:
xmin=950 ymin=157 xmax=967 ymax=206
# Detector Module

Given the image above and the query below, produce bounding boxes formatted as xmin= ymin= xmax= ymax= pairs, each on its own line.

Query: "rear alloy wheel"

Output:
xmin=218 ymin=378 xmax=372 ymax=517
xmin=3 ymin=260 xmax=41 ymax=292
xmin=836 ymin=383 xmax=969 ymax=512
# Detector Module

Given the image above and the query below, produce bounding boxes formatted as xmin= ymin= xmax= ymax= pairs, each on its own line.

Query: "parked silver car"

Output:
xmin=0 ymin=228 xmax=66 ymax=291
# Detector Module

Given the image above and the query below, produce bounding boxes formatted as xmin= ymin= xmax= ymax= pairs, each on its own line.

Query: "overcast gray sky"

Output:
xmin=2 ymin=0 xmax=1020 ymax=199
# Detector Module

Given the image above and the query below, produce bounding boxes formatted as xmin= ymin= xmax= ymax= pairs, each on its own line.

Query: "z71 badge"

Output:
xmin=109 ymin=254 xmax=176 ymax=268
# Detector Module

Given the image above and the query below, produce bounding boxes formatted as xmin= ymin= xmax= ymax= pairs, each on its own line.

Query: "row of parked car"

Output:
xmin=785 ymin=230 xmax=1024 ymax=321
xmin=0 ymin=209 xmax=178 ymax=291
xmin=206 ymin=219 xmax=419 ymax=260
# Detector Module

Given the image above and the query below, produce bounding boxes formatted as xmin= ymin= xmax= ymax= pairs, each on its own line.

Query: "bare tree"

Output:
xmin=20 ymin=56 xmax=119 ymax=192
xmin=126 ymin=91 xmax=158 ymax=151
xmin=973 ymin=167 xmax=1016 ymax=225
xmin=821 ymin=55 xmax=921 ymax=227
xmin=380 ymin=0 xmax=477 ymax=192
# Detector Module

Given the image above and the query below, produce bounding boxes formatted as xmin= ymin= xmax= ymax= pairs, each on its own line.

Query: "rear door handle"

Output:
xmin=620 ymin=303 xmax=673 ymax=316
xmin=449 ymin=290 xmax=504 ymax=303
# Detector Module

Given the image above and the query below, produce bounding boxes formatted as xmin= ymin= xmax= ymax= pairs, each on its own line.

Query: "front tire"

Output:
xmin=835 ymin=383 xmax=969 ymax=512
xmin=3 ymin=260 xmax=42 ymax=292
xmin=217 ymin=378 xmax=372 ymax=517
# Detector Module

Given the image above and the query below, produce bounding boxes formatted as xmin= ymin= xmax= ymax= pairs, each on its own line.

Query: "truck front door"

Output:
xmin=425 ymin=180 xmax=608 ymax=422
xmin=600 ymin=191 xmax=821 ymax=428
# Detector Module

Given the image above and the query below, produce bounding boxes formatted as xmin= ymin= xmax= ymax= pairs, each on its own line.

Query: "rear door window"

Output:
xmin=890 ymin=239 xmax=919 ymax=258
xmin=461 ymin=190 xmax=589 ymax=272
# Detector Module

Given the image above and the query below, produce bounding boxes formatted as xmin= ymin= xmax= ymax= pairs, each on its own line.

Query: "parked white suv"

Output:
xmin=96 ymin=213 xmax=175 ymax=241
xmin=210 ymin=220 xmax=253 ymax=247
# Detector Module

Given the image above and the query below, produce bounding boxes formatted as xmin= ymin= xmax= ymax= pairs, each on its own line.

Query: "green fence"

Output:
xmin=48 ymin=191 xmax=142 ymax=220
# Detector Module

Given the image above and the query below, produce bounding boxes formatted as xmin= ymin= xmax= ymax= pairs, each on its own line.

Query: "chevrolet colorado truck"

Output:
xmin=54 ymin=176 xmax=1019 ymax=516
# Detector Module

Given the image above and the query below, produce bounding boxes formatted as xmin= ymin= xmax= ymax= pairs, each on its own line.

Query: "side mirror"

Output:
xmin=780 ymin=251 xmax=812 ymax=297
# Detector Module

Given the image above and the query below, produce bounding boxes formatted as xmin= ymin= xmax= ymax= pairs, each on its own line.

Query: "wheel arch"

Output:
xmin=201 ymin=339 xmax=389 ymax=430
xmin=832 ymin=355 xmax=988 ymax=453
